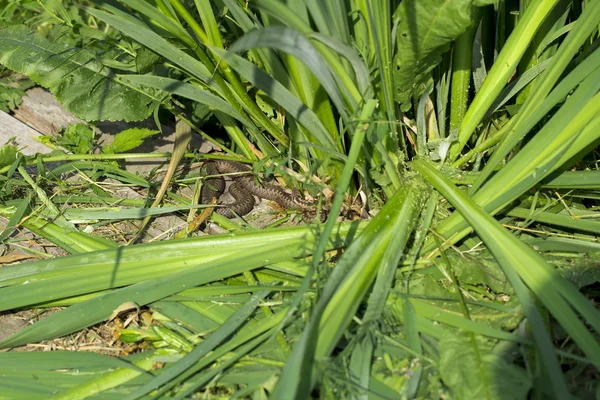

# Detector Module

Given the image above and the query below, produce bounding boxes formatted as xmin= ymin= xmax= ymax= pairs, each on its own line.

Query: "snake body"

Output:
xmin=201 ymin=160 xmax=311 ymax=218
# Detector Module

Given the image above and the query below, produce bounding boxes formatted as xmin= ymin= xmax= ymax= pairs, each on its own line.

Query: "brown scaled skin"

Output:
xmin=200 ymin=160 xmax=317 ymax=219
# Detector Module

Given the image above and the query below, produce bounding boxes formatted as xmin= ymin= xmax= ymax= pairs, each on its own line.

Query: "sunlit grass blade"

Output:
xmin=229 ymin=26 xmax=348 ymax=115
xmin=0 ymin=222 xmax=362 ymax=311
xmin=469 ymin=0 xmax=600 ymax=185
xmin=508 ymin=207 xmax=600 ymax=235
xmin=124 ymin=291 xmax=269 ymax=399
xmin=399 ymin=297 xmax=529 ymax=344
xmin=0 ymin=244 xmax=297 ymax=348
xmin=428 ymin=70 xmax=600 ymax=252
xmin=83 ymin=7 xmax=216 ymax=88
xmin=144 ymin=308 xmax=289 ymax=398
xmin=0 ymin=212 xmax=117 ymax=254
xmin=316 ymin=182 xmax=426 ymax=359
xmin=453 ymin=44 xmax=600 ymax=169
xmin=0 ymin=351 xmax=145 ymax=399
xmin=271 ymin=100 xmax=378 ymax=399
xmin=210 ymin=47 xmax=340 ymax=154
xmin=449 ymin=0 xmax=560 ymax=160
xmin=61 ymin=204 xmax=207 ymax=221
xmin=542 ymin=170 xmax=600 ymax=189
xmin=49 ymin=161 xmax=150 ymax=187
xmin=413 ymin=159 xmax=600 ymax=396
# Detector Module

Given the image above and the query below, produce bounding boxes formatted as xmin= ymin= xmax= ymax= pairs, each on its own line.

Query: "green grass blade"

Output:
xmin=125 ymin=291 xmax=270 ymax=399
xmin=210 ymin=47 xmax=339 ymax=153
xmin=449 ymin=0 xmax=560 ymax=160
xmin=271 ymin=100 xmax=378 ymax=399
xmin=508 ymin=207 xmax=600 ymax=235
xmin=413 ymin=159 xmax=600 ymax=392
xmin=0 ymin=213 xmax=117 ymax=254
xmin=0 ymin=222 xmax=363 ymax=311
xmin=253 ymin=0 xmax=361 ymax=103
xmin=0 ymin=244 xmax=297 ymax=348
xmin=428 ymin=69 xmax=600 ymax=252
xmin=0 ymin=194 xmax=30 ymax=242
xmin=469 ymin=0 xmax=600 ymax=184
xmin=121 ymin=75 xmax=254 ymax=128
xmin=229 ymin=26 xmax=347 ymax=116
xmin=116 ymin=0 xmax=196 ymax=47
xmin=543 ymin=170 xmax=600 ymax=189
xmin=151 ymin=308 xmax=289 ymax=398
xmin=308 ymin=32 xmax=370 ymax=96
xmin=83 ymin=7 xmax=216 ymax=89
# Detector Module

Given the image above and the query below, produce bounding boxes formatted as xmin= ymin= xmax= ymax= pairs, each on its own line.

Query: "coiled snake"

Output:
xmin=200 ymin=160 xmax=315 ymax=218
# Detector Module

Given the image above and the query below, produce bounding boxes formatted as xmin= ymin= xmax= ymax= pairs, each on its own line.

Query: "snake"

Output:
xmin=200 ymin=160 xmax=314 ymax=218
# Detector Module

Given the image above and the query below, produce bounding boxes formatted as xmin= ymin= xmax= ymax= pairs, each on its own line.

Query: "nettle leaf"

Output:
xmin=0 ymin=145 xmax=18 ymax=168
xmin=393 ymin=0 xmax=481 ymax=110
xmin=54 ymin=123 xmax=96 ymax=154
xmin=0 ymin=25 xmax=157 ymax=122
xmin=439 ymin=334 xmax=531 ymax=400
xmin=103 ymin=127 xmax=159 ymax=153
xmin=0 ymin=82 xmax=24 ymax=112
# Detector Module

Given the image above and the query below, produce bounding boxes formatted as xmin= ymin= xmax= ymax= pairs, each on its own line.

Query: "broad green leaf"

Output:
xmin=0 ymin=144 xmax=18 ymax=168
xmin=0 ymin=81 xmax=24 ymax=112
xmin=103 ymin=128 xmax=159 ymax=154
xmin=393 ymin=0 xmax=482 ymax=111
xmin=0 ymin=25 xmax=157 ymax=121
xmin=53 ymin=123 xmax=95 ymax=154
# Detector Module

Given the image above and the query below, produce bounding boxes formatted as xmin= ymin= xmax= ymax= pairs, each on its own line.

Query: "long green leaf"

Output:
xmin=413 ymin=159 xmax=600 ymax=397
xmin=466 ymin=0 xmax=600 ymax=178
xmin=125 ymin=291 xmax=269 ymax=399
xmin=121 ymin=75 xmax=254 ymax=128
xmin=229 ymin=26 xmax=348 ymax=116
xmin=449 ymin=0 xmax=560 ymax=159
xmin=83 ymin=7 xmax=217 ymax=90
xmin=0 ymin=244 xmax=296 ymax=348
xmin=210 ymin=47 xmax=339 ymax=153
xmin=271 ymin=100 xmax=378 ymax=399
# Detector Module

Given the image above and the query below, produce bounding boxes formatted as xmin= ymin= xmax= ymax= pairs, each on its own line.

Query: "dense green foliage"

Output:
xmin=0 ymin=0 xmax=599 ymax=399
